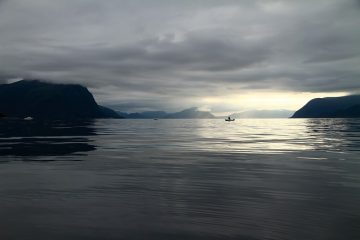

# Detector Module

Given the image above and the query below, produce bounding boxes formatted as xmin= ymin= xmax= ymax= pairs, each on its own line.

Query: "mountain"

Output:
xmin=138 ymin=111 xmax=167 ymax=118
xmin=118 ymin=108 xmax=215 ymax=119
xmin=164 ymin=107 xmax=215 ymax=119
xmin=118 ymin=111 xmax=167 ymax=119
xmin=291 ymin=95 xmax=360 ymax=118
xmin=98 ymin=106 xmax=122 ymax=119
xmin=231 ymin=110 xmax=294 ymax=118
xmin=0 ymin=80 xmax=122 ymax=119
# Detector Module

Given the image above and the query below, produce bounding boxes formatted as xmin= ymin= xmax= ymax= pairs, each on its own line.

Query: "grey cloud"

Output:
xmin=0 ymin=0 xmax=359 ymax=112
xmin=15 ymin=33 xmax=269 ymax=73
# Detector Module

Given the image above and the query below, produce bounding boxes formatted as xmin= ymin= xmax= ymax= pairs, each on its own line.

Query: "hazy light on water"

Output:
xmin=185 ymin=119 xmax=353 ymax=154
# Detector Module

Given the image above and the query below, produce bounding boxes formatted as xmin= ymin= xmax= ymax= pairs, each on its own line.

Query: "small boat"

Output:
xmin=24 ymin=116 xmax=33 ymax=121
xmin=225 ymin=116 xmax=235 ymax=122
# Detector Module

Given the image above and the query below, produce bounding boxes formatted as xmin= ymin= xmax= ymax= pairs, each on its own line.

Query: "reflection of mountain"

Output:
xmin=118 ymin=107 xmax=215 ymax=119
xmin=0 ymin=120 xmax=96 ymax=157
xmin=292 ymin=95 xmax=360 ymax=118
xmin=231 ymin=110 xmax=293 ymax=118
xmin=304 ymin=118 xmax=360 ymax=152
xmin=0 ymin=80 xmax=121 ymax=119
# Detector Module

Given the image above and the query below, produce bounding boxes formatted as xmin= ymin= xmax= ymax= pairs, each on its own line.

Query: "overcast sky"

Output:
xmin=0 ymin=0 xmax=359 ymax=113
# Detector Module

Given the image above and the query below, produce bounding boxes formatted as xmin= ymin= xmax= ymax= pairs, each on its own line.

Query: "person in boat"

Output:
xmin=227 ymin=116 xmax=231 ymax=120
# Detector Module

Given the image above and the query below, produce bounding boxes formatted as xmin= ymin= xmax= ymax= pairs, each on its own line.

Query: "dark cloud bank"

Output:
xmin=0 ymin=0 xmax=359 ymax=112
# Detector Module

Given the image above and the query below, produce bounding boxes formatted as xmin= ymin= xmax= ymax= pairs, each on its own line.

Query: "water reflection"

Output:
xmin=1 ymin=118 xmax=359 ymax=158
xmin=304 ymin=118 xmax=360 ymax=152
xmin=0 ymin=119 xmax=359 ymax=239
xmin=187 ymin=119 xmax=360 ymax=154
xmin=192 ymin=119 xmax=314 ymax=154
xmin=0 ymin=119 xmax=96 ymax=158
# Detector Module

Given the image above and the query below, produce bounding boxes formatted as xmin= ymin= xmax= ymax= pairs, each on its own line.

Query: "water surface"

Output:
xmin=0 ymin=119 xmax=359 ymax=240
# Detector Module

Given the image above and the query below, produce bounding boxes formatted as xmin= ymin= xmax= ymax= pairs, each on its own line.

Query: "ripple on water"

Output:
xmin=0 ymin=119 xmax=359 ymax=239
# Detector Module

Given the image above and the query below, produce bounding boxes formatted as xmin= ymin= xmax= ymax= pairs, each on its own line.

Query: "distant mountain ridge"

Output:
xmin=118 ymin=107 xmax=215 ymax=119
xmin=0 ymin=80 xmax=121 ymax=119
xmin=292 ymin=95 xmax=360 ymax=118
xmin=118 ymin=111 xmax=168 ymax=119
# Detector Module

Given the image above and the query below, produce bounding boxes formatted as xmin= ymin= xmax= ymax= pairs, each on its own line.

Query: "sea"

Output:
xmin=0 ymin=118 xmax=359 ymax=240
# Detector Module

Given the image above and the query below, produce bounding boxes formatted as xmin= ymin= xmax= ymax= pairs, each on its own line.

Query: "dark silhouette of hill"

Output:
xmin=118 ymin=108 xmax=215 ymax=119
xmin=332 ymin=104 xmax=360 ymax=118
xmin=292 ymin=95 xmax=360 ymax=118
xmin=98 ymin=106 xmax=122 ymax=119
xmin=0 ymin=80 xmax=121 ymax=119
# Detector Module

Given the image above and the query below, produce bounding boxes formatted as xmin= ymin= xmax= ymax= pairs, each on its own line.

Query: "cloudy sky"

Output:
xmin=0 ymin=0 xmax=359 ymax=113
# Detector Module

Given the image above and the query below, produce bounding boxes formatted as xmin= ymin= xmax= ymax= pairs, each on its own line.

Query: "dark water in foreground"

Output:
xmin=0 ymin=119 xmax=359 ymax=240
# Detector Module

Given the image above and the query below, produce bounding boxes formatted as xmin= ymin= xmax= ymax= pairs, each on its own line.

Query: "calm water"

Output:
xmin=0 ymin=119 xmax=359 ymax=240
